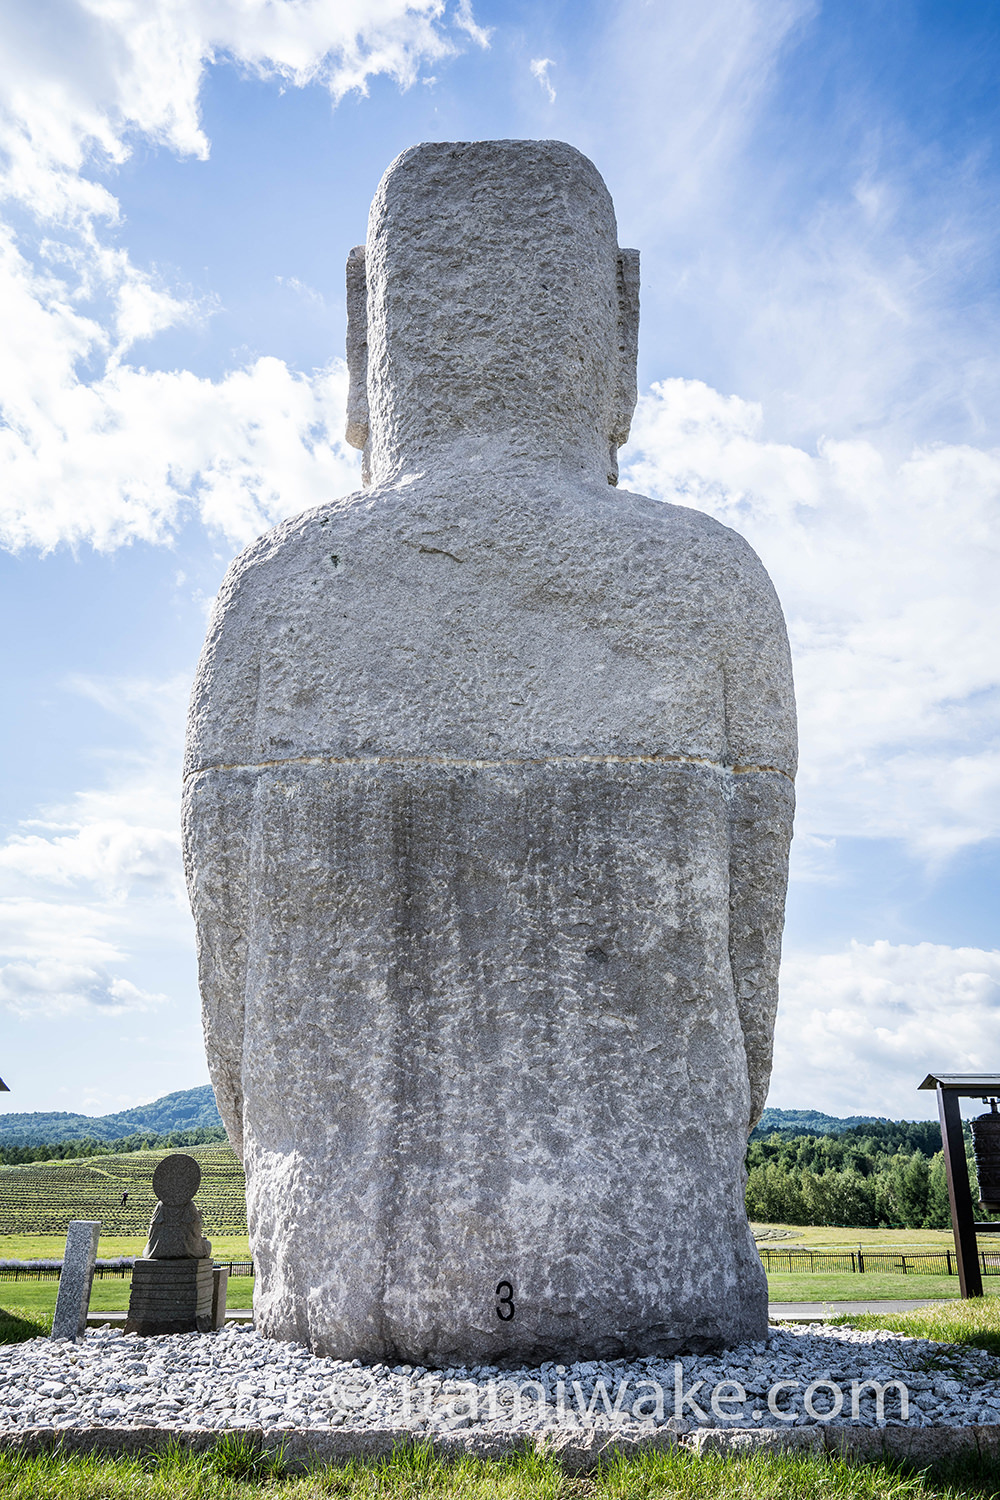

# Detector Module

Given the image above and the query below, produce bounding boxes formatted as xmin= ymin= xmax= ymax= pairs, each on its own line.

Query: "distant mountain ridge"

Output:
xmin=0 ymin=1086 xmax=222 ymax=1145
xmin=753 ymin=1107 xmax=895 ymax=1137
xmin=0 ymin=1091 xmax=906 ymax=1148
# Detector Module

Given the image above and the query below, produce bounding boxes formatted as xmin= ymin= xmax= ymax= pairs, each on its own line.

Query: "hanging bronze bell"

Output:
xmin=971 ymin=1100 xmax=1000 ymax=1213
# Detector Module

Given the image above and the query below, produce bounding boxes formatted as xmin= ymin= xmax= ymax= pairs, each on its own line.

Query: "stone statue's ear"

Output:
xmin=345 ymin=245 xmax=369 ymax=461
xmin=608 ymin=248 xmax=639 ymax=485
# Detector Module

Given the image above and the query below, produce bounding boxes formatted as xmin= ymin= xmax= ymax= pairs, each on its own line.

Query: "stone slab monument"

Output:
xmin=51 ymin=1220 xmax=100 ymax=1341
xmin=125 ymin=1154 xmax=214 ymax=1335
xmin=184 ymin=139 xmax=797 ymax=1363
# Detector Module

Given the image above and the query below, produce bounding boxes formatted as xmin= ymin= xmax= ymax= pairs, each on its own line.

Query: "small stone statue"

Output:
xmin=143 ymin=1155 xmax=212 ymax=1260
xmin=125 ymin=1153 xmax=215 ymax=1336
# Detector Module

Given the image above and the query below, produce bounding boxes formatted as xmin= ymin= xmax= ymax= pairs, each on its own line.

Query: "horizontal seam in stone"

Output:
xmin=185 ymin=753 xmax=792 ymax=781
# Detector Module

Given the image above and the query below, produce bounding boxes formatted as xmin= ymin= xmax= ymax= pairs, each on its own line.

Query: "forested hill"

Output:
xmin=0 ymin=1086 xmax=222 ymax=1145
xmin=1 ymin=1095 xmax=920 ymax=1148
xmin=753 ymin=1107 xmax=896 ymax=1138
xmin=743 ymin=1116 xmax=991 ymax=1229
xmin=2 ymin=1093 xmax=981 ymax=1229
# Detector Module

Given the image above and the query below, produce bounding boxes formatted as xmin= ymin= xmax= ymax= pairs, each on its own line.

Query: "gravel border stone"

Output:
xmin=2 ymin=1422 xmax=1000 ymax=1473
xmin=1 ymin=1320 xmax=997 ymax=1473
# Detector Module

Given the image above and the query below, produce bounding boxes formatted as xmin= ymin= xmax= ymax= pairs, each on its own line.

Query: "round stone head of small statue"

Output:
xmin=143 ymin=1153 xmax=213 ymax=1260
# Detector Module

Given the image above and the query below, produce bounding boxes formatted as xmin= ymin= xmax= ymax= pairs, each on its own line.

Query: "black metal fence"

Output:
xmin=0 ymin=1259 xmax=255 ymax=1282
xmin=757 ymin=1247 xmax=1000 ymax=1276
xmin=4 ymin=1251 xmax=1000 ymax=1283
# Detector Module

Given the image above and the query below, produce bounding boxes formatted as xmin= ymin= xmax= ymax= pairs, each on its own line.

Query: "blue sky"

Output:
xmin=1 ymin=0 xmax=998 ymax=1123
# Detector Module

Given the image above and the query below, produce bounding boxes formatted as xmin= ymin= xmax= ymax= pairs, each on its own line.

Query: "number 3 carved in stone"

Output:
xmin=495 ymin=1280 xmax=515 ymax=1321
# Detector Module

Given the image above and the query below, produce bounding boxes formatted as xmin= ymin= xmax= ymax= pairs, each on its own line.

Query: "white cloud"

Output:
xmin=0 ymin=676 xmax=190 ymax=1017
xmin=0 ymin=0 xmax=487 ymax=554
xmin=703 ymin=171 xmax=1000 ymax=454
xmin=530 ymin=57 xmax=556 ymax=104
xmin=0 ymin=897 xmax=123 ymax=970
xmin=276 ymin=275 xmax=326 ymax=307
xmin=453 ymin=0 xmax=493 ymax=49
xmin=620 ymin=378 xmax=1000 ymax=854
xmin=0 ymin=1 xmax=488 ymax=208
xmin=0 ymin=821 xmax=180 ymax=898
xmin=772 ymin=940 xmax=1000 ymax=1117
xmin=0 ymin=677 xmax=188 ymax=903
xmin=0 ymin=895 xmax=167 ymax=1018
xmin=0 ymin=956 xmax=164 ymax=1019
xmin=0 ymin=319 xmax=361 ymax=550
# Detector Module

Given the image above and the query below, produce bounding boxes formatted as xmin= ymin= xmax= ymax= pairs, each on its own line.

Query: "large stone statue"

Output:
xmin=183 ymin=140 xmax=796 ymax=1363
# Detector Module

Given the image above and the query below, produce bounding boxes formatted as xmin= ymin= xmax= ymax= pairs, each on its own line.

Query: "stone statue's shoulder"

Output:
xmin=206 ymin=482 xmax=781 ymax=648
xmin=609 ymin=486 xmax=795 ymax=774
xmin=601 ymin=485 xmax=783 ymax=612
xmin=212 ymin=489 xmax=371 ymax=611
xmin=187 ymin=492 xmax=370 ymax=774
xmin=614 ymin=484 xmax=765 ymax=554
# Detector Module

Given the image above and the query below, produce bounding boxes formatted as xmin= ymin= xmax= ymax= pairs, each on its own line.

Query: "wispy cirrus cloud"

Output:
xmin=530 ymin=57 xmax=556 ymax=104
xmin=0 ymin=949 xmax=165 ymax=1020
xmin=553 ymin=0 xmax=1000 ymax=455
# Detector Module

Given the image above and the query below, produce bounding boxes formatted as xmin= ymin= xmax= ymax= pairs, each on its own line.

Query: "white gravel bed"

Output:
xmin=0 ymin=1323 xmax=997 ymax=1434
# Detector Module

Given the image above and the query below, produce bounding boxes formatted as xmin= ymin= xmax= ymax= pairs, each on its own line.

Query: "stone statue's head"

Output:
xmin=346 ymin=140 xmax=639 ymax=488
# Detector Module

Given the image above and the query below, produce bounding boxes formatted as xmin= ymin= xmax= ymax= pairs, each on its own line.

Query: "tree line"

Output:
xmin=744 ymin=1119 xmax=992 ymax=1230
xmin=0 ymin=1126 xmax=228 ymax=1166
xmin=5 ymin=1117 xmax=997 ymax=1233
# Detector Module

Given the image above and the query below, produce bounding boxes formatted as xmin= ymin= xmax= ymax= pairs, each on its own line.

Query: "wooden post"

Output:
xmin=937 ymin=1085 xmax=983 ymax=1298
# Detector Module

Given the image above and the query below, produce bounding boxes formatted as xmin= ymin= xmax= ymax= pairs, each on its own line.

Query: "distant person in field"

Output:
xmin=121 ymin=1191 xmax=128 ymax=1207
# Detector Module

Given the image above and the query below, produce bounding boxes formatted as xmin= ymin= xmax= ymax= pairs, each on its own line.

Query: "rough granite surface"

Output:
xmin=124 ymin=1260 xmax=214 ymax=1338
xmin=183 ymin=140 xmax=797 ymax=1364
xmin=50 ymin=1222 xmax=100 ymax=1343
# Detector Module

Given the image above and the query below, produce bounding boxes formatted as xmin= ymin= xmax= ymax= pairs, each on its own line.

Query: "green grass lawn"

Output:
xmin=753 ymin=1223 xmax=968 ymax=1251
xmin=833 ymin=1296 xmax=1000 ymax=1357
xmin=0 ymin=1305 xmax=49 ymax=1342
xmin=765 ymin=1272 xmax=991 ymax=1302
xmin=3 ymin=1269 xmax=990 ymax=1338
xmin=4 ymin=1260 xmax=992 ymax=1309
xmin=2 ymin=1441 xmax=1000 ymax=1500
xmin=0 ymin=1274 xmax=255 ymax=1324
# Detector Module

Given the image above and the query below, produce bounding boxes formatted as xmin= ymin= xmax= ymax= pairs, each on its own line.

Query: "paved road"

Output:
xmin=769 ymin=1299 xmax=943 ymax=1321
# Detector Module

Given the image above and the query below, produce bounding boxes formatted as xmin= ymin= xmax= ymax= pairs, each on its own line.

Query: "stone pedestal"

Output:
xmin=125 ymin=1257 xmax=213 ymax=1336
